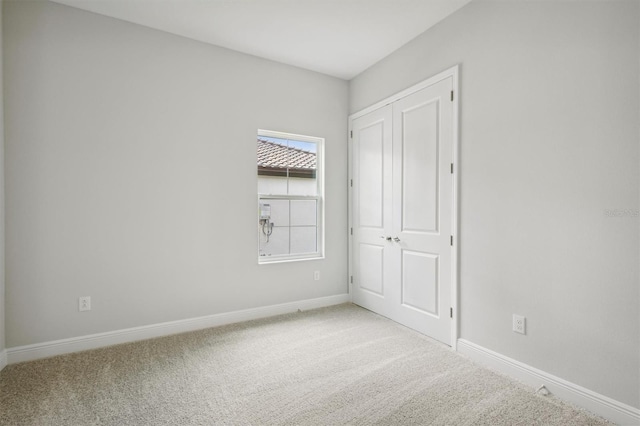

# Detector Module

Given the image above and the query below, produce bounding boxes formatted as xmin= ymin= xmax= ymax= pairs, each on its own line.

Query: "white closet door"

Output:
xmin=351 ymin=105 xmax=393 ymax=317
xmin=391 ymin=77 xmax=453 ymax=345
xmin=351 ymin=75 xmax=455 ymax=346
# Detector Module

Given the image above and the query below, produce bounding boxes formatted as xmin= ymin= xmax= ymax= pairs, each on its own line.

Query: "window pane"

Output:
xmin=290 ymin=226 xmax=317 ymax=254
xmin=287 ymin=140 xmax=317 ymax=196
xmin=257 ymin=176 xmax=287 ymax=195
xmin=290 ymin=200 xmax=316 ymax=226
xmin=257 ymin=137 xmax=290 ymax=192
xmin=259 ymin=225 xmax=289 ymax=257
xmin=258 ymin=199 xmax=289 ymax=258
xmin=258 ymin=198 xmax=318 ymax=258
xmin=267 ymin=199 xmax=290 ymax=228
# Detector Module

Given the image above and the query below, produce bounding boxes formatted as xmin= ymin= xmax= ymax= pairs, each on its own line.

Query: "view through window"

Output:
xmin=257 ymin=130 xmax=323 ymax=262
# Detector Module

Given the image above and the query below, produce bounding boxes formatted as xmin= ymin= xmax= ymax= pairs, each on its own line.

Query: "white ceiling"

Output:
xmin=49 ymin=0 xmax=472 ymax=80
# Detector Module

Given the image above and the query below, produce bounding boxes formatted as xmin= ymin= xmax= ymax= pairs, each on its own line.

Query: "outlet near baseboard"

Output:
xmin=513 ymin=314 xmax=525 ymax=334
xmin=79 ymin=296 xmax=91 ymax=312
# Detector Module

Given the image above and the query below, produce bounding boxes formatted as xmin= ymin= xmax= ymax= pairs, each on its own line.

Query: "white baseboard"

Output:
xmin=0 ymin=349 xmax=7 ymax=371
xmin=457 ymin=339 xmax=640 ymax=426
xmin=7 ymin=294 xmax=350 ymax=365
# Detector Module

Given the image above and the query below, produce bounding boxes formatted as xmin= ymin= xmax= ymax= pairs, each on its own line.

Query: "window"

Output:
xmin=257 ymin=129 xmax=323 ymax=263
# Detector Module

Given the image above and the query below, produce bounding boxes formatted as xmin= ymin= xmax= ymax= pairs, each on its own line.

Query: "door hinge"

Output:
xmin=350 ymin=275 xmax=353 ymax=284
xmin=350 ymin=179 xmax=353 ymax=187
xmin=450 ymin=307 xmax=453 ymax=318
xmin=350 ymin=227 xmax=353 ymax=235
xmin=350 ymin=130 xmax=353 ymax=138
xmin=450 ymin=90 xmax=454 ymax=101
xmin=450 ymin=163 xmax=454 ymax=174
xmin=450 ymin=235 xmax=453 ymax=246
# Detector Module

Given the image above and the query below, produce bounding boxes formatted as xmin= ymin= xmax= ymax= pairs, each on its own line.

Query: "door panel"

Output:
xmin=359 ymin=244 xmax=384 ymax=295
xmin=357 ymin=122 xmax=385 ymax=229
xmin=401 ymin=100 xmax=440 ymax=233
xmin=401 ymin=250 xmax=439 ymax=316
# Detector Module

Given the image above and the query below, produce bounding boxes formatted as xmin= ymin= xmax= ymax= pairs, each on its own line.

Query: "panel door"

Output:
xmin=350 ymin=75 xmax=455 ymax=346
xmin=351 ymin=105 xmax=393 ymax=317
xmin=391 ymin=77 xmax=453 ymax=345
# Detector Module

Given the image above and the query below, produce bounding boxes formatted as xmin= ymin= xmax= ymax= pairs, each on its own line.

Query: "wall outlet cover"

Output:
xmin=79 ymin=296 xmax=91 ymax=312
xmin=513 ymin=314 xmax=525 ymax=334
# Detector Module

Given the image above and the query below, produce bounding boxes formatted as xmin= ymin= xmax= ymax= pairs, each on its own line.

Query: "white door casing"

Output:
xmin=349 ymin=66 xmax=459 ymax=347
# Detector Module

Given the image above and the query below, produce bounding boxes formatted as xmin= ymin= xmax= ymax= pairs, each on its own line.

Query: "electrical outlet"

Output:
xmin=513 ymin=314 xmax=525 ymax=334
xmin=79 ymin=296 xmax=91 ymax=312
xmin=314 ymin=271 xmax=320 ymax=281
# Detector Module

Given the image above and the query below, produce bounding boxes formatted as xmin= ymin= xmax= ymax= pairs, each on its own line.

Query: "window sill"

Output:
xmin=258 ymin=254 xmax=324 ymax=265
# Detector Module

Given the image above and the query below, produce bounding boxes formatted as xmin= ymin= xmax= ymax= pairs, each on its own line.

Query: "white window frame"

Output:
xmin=257 ymin=129 xmax=324 ymax=264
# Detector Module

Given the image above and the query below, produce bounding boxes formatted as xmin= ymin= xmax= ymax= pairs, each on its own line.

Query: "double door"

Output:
xmin=350 ymin=73 xmax=456 ymax=345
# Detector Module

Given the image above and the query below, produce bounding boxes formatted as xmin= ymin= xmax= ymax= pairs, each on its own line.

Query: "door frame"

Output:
xmin=348 ymin=64 xmax=460 ymax=349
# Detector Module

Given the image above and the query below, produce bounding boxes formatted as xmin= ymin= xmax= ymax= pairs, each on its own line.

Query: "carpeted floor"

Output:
xmin=0 ymin=303 xmax=609 ymax=425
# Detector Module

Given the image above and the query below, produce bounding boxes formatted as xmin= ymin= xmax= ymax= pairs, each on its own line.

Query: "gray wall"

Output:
xmin=3 ymin=1 xmax=348 ymax=347
xmin=0 ymin=0 xmax=5 ymax=360
xmin=351 ymin=0 xmax=639 ymax=408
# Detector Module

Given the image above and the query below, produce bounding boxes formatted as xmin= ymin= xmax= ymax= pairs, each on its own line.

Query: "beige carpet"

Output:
xmin=0 ymin=303 xmax=609 ymax=425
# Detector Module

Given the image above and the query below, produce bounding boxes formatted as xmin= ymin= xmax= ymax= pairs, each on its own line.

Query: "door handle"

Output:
xmin=380 ymin=236 xmax=392 ymax=241
xmin=393 ymin=237 xmax=401 ymax=242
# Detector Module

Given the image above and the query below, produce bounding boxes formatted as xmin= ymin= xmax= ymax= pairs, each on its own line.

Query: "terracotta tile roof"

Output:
xmin=257 ymin=139 xmax=316 ymax=170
